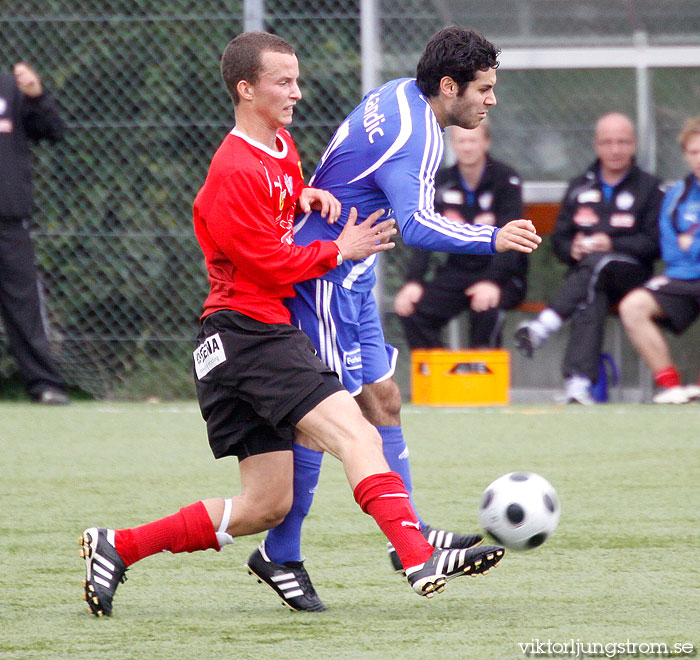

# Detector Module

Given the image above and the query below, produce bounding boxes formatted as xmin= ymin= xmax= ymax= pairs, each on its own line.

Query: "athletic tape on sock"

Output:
xmin=216 ymin=498 xmax=234 ymax=548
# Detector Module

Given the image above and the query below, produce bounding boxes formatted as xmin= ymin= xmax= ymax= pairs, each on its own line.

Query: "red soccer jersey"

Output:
xmin=193 ymin=128 xmax=340 ymax=324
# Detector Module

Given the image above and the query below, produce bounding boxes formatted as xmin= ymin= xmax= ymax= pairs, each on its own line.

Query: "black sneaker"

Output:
xmin=405 ymin=545 xmax=505 ymax=598
xmin=422 ymin=525 xmax=483 ymax=551
xmin=387 ymin=542 xmax=404 ymax=572
xmin=387 ymin=525 xmax=483 ymax=572
xmin=514 ymin=324 xmax=536 ymax=358
xmin=79 ymin=527 xmax=128 ymax=617
xmin=246 ymin=542 xmax=327 ymax=612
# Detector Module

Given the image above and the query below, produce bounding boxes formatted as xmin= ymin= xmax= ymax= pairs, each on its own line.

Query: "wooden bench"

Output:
xmin=515 ymin=201 xmax=559 ymax=313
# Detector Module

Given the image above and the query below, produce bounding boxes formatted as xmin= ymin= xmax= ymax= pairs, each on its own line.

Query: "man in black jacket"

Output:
xmin=515 ymin=113 xmax=662 ymax=404
xmin=394 ymin=122 xmax=527 ymax=348
xmin=0 ymin=62 xmax=68 ymax=404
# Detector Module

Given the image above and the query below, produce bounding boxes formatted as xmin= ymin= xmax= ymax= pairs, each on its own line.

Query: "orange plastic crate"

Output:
xmin=411 ymin=349 xmax=510 ymax=406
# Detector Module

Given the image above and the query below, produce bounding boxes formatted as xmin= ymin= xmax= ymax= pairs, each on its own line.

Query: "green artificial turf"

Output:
xmin=1 ymin=402 xmax=698 ymax=659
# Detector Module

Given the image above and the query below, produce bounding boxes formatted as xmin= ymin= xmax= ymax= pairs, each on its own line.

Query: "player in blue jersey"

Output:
xmin=246 ymin=26 xmax=540 ymax=611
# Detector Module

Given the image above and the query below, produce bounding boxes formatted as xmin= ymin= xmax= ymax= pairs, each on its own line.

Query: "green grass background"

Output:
xmin=1 ymin=402 xmax=698 ymax=660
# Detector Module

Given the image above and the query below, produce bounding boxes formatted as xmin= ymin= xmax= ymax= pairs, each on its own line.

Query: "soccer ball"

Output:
xmin=478 ymin=472 xmax=560 ymax=551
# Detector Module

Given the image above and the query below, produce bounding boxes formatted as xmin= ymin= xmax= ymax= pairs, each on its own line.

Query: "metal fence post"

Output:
xmin=244 ymin=0 xmax=265 ymax=32
xmin=634 ymin=30 xmax=656 ymax=173
xmin=361 ymin=0 xmax=387 ymax=320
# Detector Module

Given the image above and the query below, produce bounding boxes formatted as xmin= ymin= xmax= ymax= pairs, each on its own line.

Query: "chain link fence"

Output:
xmin=2 ymin=1 xmax=699 ymax=398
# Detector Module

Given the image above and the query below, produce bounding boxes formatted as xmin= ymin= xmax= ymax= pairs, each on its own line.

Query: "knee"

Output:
xmin=358 ymin=378 xmax=402 ymax=423
xmin=619 ymin=290 xmax=651 ymax=326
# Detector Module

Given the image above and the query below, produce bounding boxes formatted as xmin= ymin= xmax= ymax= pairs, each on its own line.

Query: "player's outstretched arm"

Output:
xmin=334 ymin=207 xmax=396 ymax=262
xmin=494 ymin=219 xmax=542 ymax=253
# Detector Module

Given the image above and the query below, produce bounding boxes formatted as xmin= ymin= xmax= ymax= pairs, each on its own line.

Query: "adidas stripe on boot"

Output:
xmin=387 ymin=524 xmax=483 ymax=572
xmin=79 ymin=527 xmax=128 ymax=617
xmin=405 ymin=544 xmax=505 ymax=598
xmin=246 ymin=542 xmax=327 ymax=612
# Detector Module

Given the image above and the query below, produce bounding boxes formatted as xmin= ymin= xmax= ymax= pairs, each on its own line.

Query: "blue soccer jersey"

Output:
xmin=659 ymin=176 xmax=700 ymax=280
xmin=293 ymin=78 xmax=499 ymax=292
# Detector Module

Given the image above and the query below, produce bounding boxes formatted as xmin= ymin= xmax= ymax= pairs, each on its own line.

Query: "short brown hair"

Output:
xmin=220 ymin=31 xmax=295 ymax=105
xmin=677 ymin=116 xmax=700 ymax=150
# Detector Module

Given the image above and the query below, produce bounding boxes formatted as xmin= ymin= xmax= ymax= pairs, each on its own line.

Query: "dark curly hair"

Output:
xmin=220 ymin=31 xmax=295 ymax=105
xmin=416 ymin=27 xmax=500 ymax=98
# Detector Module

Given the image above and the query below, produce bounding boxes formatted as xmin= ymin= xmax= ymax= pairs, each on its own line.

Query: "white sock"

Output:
xmin=566 ymin=375 xmax=592 ymax=394
xmin=538 ymin=308 xmax=563 ymax=333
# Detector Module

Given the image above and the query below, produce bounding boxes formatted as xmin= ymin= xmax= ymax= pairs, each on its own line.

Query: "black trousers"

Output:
xmin=549 ymin=252 xmax=649 ymax=382
xmin=0 ymin=218 xmax=65 ymax=396
xmin=401 ymin=273 xmax=526 ymax=349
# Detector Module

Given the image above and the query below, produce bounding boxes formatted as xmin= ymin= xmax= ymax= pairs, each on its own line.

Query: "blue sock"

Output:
xmin=264 ymin=444 xmax=323 ymax=564
xmin=376 ymin=425 xmax=424 ymax=527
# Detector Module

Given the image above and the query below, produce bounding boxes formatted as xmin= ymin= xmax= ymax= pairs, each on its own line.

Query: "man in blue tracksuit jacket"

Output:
xmin=620 ymin=116 xmax=700 ymax=404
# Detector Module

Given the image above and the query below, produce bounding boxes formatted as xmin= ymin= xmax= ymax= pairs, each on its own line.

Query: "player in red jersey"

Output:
xmin=78 ymin=31 xmax=504 ymax=617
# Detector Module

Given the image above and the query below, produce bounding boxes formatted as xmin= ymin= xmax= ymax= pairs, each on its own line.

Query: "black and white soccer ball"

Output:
xmin=478 ymin=472 xmax=560 ymax=551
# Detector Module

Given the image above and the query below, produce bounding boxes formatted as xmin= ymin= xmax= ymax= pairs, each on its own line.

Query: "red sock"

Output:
xmin=654 ymin=367 xmax=681 ymax=389
xmin=353 ymin=472 xmax=433 ymax=569
xmin=115 ymin=501 xmax=219 ymax=567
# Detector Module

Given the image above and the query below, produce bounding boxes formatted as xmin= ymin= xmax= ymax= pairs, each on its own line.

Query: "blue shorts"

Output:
xmin=287 ymin=279 xmax=398 ymax=396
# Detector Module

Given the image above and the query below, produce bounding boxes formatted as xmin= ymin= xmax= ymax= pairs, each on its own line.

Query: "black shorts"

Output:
xmin=644 ymin=275 xmax=700 ymax=333
xmin=194 ymin=310 xmax=344 ymax=461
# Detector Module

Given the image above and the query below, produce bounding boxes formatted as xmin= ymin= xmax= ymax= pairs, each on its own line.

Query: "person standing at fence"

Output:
xmin=78 ymin=30 xmax=506 ymax=618
xmin=514 ymin=112 xmax=663 ymax=404
xmin=0 ymin=62 xmax=68 ymax=405
xmin=248 ymin=26 xmax=540 ymax=612
xmin=394 ymin=122 xmax=527 ymax=348
xmin=619 ymin=116 xmax=700 ymax=404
